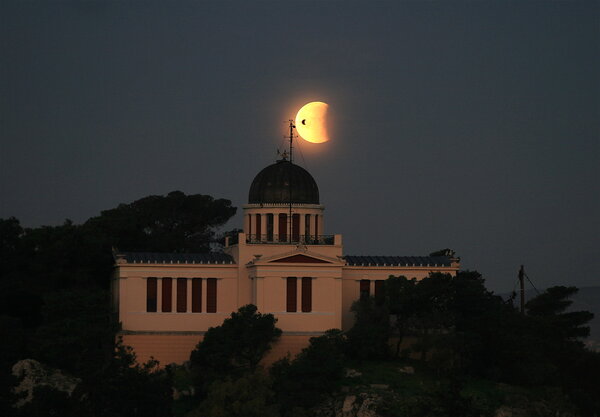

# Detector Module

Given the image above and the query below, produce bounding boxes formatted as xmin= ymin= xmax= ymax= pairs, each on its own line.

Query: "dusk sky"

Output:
xmin=1 ymin=1 xmax=598 ymax=293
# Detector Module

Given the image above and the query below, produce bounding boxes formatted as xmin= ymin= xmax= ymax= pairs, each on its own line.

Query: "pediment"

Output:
xmin=269 ymin=254 xmax=331 ymax=264
xmin=247 ymin=249 xmax=343 ymax=267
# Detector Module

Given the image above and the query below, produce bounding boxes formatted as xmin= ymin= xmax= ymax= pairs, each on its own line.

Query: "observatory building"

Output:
xmin=112 ymin=156 xmax=460 ymax=365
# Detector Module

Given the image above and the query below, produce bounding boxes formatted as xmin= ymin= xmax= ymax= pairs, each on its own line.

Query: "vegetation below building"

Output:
xmin=1 ymin=192 xmax=599 ymax=416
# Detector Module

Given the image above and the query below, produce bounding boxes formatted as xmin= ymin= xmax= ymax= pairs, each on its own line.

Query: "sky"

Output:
xmin=1 ymin=1 xmax=598 ymax=293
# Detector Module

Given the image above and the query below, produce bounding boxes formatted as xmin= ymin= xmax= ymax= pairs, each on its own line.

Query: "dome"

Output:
xmin=248 ymin=159 xmax=319 ymax=204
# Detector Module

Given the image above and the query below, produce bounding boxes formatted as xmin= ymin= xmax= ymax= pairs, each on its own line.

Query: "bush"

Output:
xmin=187 ymin=371 xmax=279 ymax=417
xmin=271 ymin=330 xmax=346 ymax=415
xmin=346 ymin=297 xmax=390 ymax=360
xmin=189 ymin=305 xmax=281 ymax=396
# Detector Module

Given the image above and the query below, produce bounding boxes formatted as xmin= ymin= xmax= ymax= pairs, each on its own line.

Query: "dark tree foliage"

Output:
xmin=188 ymin=371 xmax=280 ymax=417
xmin=345 ymin=297 xmax=390 ymax=360
xmin=29 ymin=289 xmax=117 ymax=377
xmin=526 ymin=286 xmax=594 ymax=340
xmin=16 ymin=386 xmax=78 ymax=417
xmin=0 ymin=316 xmax=25 ymax=415
xmin=78 ymin=342 xmax=173 ymax=417
xmin=15 ymin=342 xmax=173 ymax=417
xmin=189 ymin=305 xmax=282 ymax=396
xmin=409 ymin=273 xmax=457 ymax=361
xmin=379 ymin=378 xmax=480 ymax=417
xmin=0 ymin=191 xmax=235 ymax=414
xmin=271 ymin=330 xmax=346 ymax=415
xmin=384 ymin=276 xmax=418 ymax=357
xmin=376 ymin=272 xmax=598 ymax=415
xmin=84 ymin=190 xmax=236 ymax=254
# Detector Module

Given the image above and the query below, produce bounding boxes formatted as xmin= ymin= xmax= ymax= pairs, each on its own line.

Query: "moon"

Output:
xmin=295 ymin=101 xmax=330 ymax=143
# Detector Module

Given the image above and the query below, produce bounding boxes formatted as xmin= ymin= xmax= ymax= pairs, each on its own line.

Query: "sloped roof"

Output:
xmin=118 ymin=252 xmax=235 ymax=265
xmin=343 ymin=255 xmax=452 ymax=267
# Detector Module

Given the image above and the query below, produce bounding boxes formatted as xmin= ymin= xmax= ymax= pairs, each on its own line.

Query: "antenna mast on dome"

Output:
xmin=286 ymin=119 xmax=296 ymax=242
xmin=287 ymin=119 xmax=295 ymax=164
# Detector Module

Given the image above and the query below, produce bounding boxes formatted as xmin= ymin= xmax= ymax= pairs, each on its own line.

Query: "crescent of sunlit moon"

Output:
xmin=295 ymin=102 xmax=329 ymax=143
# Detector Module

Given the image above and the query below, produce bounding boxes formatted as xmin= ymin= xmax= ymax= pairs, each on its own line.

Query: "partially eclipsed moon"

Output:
xmin=295 ymin=101 xmax=329 ymax=143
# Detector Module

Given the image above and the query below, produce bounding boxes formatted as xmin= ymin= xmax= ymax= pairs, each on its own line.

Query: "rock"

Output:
xmin=369 ymin=384 xmax=388 ymax=389
xmin=357 ymin=396 xmax=379 ymax=417
xmin=345 ymin=368 xmax=362 ymax=378
xmin=12 ymin=359 xmax=80 ymax=408
xmin=398 ymin=366 xmax=415 ymax=374
xmin=494 ymin=406 xmax=528 ymax=417
xmin=342 ymin=395 xmax=356 ymax=416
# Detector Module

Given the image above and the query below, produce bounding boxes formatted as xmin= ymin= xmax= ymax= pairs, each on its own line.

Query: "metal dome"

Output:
xmin=248 ymin=159 xmax=319 ymax=204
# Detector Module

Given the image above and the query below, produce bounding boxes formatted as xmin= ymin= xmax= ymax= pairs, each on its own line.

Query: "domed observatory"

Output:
xmin=243 ymin=156 xmax=331 ymax=244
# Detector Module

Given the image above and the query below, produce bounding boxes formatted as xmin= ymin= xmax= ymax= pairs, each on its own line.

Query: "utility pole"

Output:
xmin=518 ymin=265 xmax=525 ymax=314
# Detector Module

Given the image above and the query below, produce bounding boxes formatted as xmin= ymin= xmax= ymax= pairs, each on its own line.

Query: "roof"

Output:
xmin=343 ymin=255 xmax=453 ymax=267
xmin=117 ymin=252 xmax=235 ymax=265
xmin=248 ymin=159 xmax=319 ymax=204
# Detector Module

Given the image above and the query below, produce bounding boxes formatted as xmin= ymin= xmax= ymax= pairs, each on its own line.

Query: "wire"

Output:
xmin=295 ymin=135 xmax=309 ymax=172
xmin=524 ymin=272 xmax=541 ymax=295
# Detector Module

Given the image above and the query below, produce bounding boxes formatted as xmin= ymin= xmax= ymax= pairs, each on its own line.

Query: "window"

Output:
xmin=315 ymin=215 xmax=319 ymax=236
xmin=286 ymin=277 xmax=297 ymax=312
xmin=248 ymin=214 xmax=252 ymax=236
xmin=206 ymin=278 xmax=217 ymax=313
xmin=146 ymin=278 xmax=157 ymax=312
xmin=162 ymin=278 xmax=172 ymax=312
xmin=278 ymin=213 xmax=287 ymax=242
xmin=301 ymin=277 xmax=312 ymax=312
xmin=177 ymin=278 xmax=187 ymax=312
xmin=192 ymin=278 xmax=202 ymax=312
xmin=360 ymin=280 xmax=370 ymax=300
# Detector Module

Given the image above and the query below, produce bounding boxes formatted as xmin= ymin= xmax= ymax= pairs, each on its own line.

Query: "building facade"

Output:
xmin=112 ymin=158 xmax=459 ymax=365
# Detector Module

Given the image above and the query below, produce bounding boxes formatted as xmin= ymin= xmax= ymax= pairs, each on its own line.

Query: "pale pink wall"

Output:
xmin=117 ymin=264 xmax=238 ymax=332
xmin=121 ymin=333 xmax=203 ymax=366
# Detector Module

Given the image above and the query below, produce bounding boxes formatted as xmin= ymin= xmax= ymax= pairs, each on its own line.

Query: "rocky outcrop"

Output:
xmin=313 ymin=392 xmax=382 ymax=417
xmin=12 ymin=359 xmax=80 ymax=408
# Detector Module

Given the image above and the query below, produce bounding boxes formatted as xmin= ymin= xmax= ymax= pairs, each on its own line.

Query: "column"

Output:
xmin=299 ymin=213 xmax=306 ymax=243
xmin=186 ymin=278 xmax=192 ymax=313
xmin=260 ymin=214 xmax=266 ymax=241
xmin=172 ymin=279 xmax=177 ymax=313
xmin=157 ymin=278 xmax=163 ymax=312
xmin=244 ymin=214 xmax=250 ymax=235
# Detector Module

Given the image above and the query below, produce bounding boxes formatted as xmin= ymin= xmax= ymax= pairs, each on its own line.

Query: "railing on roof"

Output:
xmin=245 ymin=234 xmax=334 ymax=245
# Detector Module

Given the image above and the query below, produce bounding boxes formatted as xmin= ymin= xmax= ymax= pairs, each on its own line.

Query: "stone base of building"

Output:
xmin=119 ymin=332 xmax=318 ymax=367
